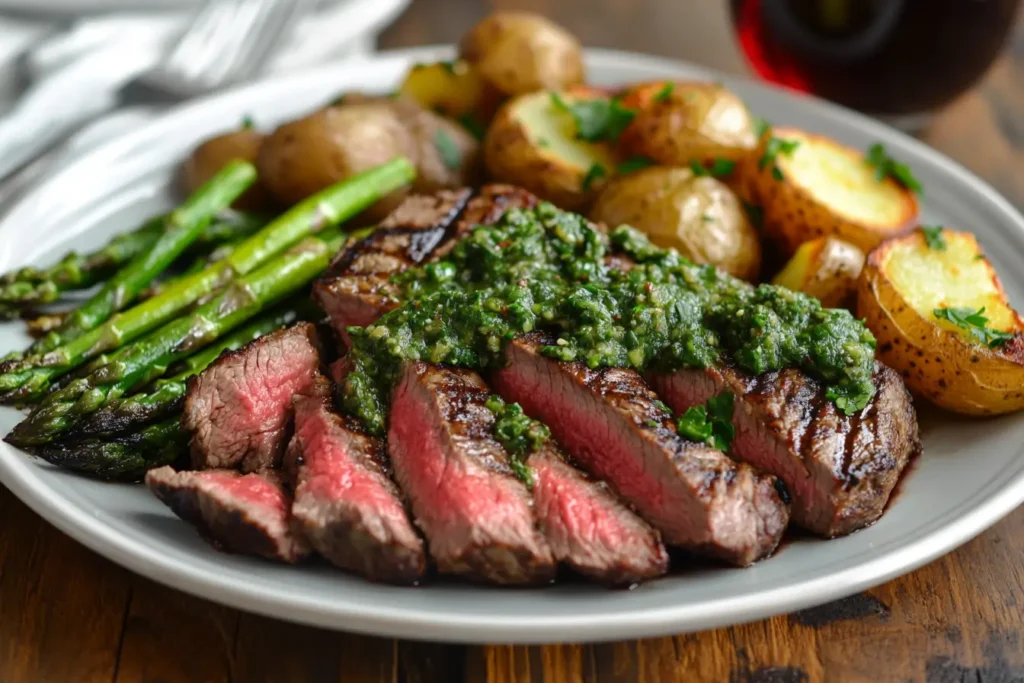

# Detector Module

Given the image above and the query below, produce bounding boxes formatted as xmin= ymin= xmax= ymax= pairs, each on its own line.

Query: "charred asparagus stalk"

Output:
xmin=75 ymin=301 xmax=312 ymax=436
xmin=0 ymin=157 xmax=414 ymax=403
xmin=5 ymin=229 xmax=345 ymax=446
xmin=33 ymin=418 xmax=186 ymax=482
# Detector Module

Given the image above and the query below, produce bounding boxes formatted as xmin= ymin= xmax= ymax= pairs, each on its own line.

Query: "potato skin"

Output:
xmin=591 ymin=166 xmax=761 ymax=281
xmin=772 ymin=236 xmax=864 ymax=308
xmin=483 ymin=90 xmax=615 ymax=211
xmin=388 ymin=98 xmax=481 ymax=192
xmin=459 ymin=11 xmax=584 ymax=97
xmin=857 ymin=229 xmax=1024 ymax=415
xmin=618 ymin=82 xmax=758 ymax=166
xmin=182 ymin=128 xmax=273 ymax=210
xmin=749 ymin=128 xmax=918 ymax=255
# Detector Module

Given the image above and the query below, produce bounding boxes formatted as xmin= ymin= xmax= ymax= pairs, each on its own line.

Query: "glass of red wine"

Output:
xmin=730 ymin=0 xmax=1021 ymax=128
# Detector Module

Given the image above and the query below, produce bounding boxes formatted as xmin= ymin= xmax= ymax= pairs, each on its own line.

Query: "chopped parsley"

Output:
xmin=865 ymin=143 xmax=922 ymax=194
xmin=933 ymin=306 xmax=1014 ymax=348
xmin=551 ymin=92 xmax=635 ymax=143
xmin=653 ymin=82 xmax=674 ymax=102
xmin=759 ymin=137 xmax=800 ymax=181
xmin=753 ymin=116 xmax=771 ymax=139
xmin=921 ymin=226 xmax=947 ymax=251
xmin=434 ymin=129 xmax=462 ymax=170
xmin=440 ymin=60 xmax=457 ymax=75
xmin=458 ymin=114 xmax=486 ymax=141
xmin=742 ymin=201 xmax=764 ymax=228
xmin=690 ymin=158 xmax=737 ymax=178
xmin=240 ymin=114 xmax=255 ymax=130
xmin=617 ymin=156 xmax=656 ymax=174
xmin=581 ymin=162 xmax=607 ymax=192
xmin=676 ymin=393 xmax=735 ymax=451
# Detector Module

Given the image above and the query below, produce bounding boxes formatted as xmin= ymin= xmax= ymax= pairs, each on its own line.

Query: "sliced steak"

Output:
xmin=491 ymin=333 xmax=789 ymax=566
xmin=286 ymin=393 xmax=426 ymax=583
xmin=184 ymin=322 xmax=324 ymax=472
xmin=388 ymin=362 xmax=556 ymax=584
xmin=647 ymin=363 xmax=918 ymax=537
xmin=528 ymin=444 xmax=669 ymax=583
xmin=145 ymin=465 xmax=309 ymax=562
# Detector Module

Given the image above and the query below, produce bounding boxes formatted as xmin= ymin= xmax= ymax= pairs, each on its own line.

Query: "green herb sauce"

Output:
xmin=484 ymin=394 xmax=549 ymax=487
xmin=341 ymin=203 xmax=877 ymax=435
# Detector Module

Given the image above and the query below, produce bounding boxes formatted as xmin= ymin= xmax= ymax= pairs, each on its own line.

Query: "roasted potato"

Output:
xmin=591 ymin=166 xmax=761 ymax=281
xmin=483 ymin=89 xmax=616 ymax=211
xmin=399 ymin=59 xmax=503 ymax=124
xmin=182 ymin=126 xmax=273 ymax=210
xmin=459 ymin=12 xmax=585 ymax=97
xmin=617 ymin=81 xmax=758 ymax=167
xmin=748 ymin=128 xmax=919 ymax=255
xmin=772 ymin=236 xmax=864 ymax=308
xmin=857 ymin=227 xmax=1024 ymax=415
xmin=389 ymin=97 xmax=481 ymax=192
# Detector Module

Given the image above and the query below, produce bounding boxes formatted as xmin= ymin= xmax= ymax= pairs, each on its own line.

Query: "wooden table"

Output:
xmin=3 ymin=2 xmax=1023 ymax=681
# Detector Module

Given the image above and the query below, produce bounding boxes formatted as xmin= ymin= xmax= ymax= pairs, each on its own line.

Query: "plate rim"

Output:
xmin=2 ymin=46 xmax=1024 ymax=644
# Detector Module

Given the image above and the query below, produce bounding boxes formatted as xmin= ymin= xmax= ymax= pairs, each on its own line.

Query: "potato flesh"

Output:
xmin=515 ymin=93 xmax=614 ymax=172
xmin=778 ymin=133 xmax=910 ymax=226
xmin=883 ymin=233 xmax=1018 ymax=332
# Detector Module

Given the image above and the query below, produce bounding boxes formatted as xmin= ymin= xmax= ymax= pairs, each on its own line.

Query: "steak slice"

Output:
xmin=184 ymin=322 xmax=324 ymax=472
xmin=528 ymin=444 xmax=669 ymax=583
xmin=313 ymin=188 xmax=473 ymax=336
xmin=646 ymin=363 xmax=918 ymax=537
xmin=145 ymin=465 xmax=309 ymax=562
xmin=491 ymin=333 xmax=789 ymax=566
xmin=388 ymin=362 xmax=556 ymax=584
xmin=286 ymin=393 xmax=426 ymax=583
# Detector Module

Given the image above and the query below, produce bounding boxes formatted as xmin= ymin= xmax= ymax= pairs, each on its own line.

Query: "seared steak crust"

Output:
xmin=286 ymin=393 xmax=426 ymax=583
xmin=491 ymin=333 xmax=789 ymax=566
xmin=647 ymin=363 xmax=918 ymax=537
xmin=528 ymin=445 xmax=669 ymax=583
xmin=184 ymin=323 xmax=324 ymax=472
xmin=388 ymin=362 xmax=556 ymax=584
xmin=145 ymin=465 xmax=309 ymax=562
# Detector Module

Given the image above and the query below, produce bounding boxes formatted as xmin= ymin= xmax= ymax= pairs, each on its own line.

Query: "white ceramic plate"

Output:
xmin=2 ymin=47 xmax=1023 ymax=644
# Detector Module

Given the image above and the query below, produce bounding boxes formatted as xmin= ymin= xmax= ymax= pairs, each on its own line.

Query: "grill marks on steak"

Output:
xmin=491 ymin=333 xmax=789 ymax=566
xmin=184 ymin=323 xmax=324 ymax=472
xmin=146 ymin=465 xmax=309 ymax=562
xmin=647 ymin=363 xmax=918 ymax=537
xmin=388 ymin=362 xmax=556 ymax=584
xmin=528 ymin=445 xmax=669 ymax=583
xmin=286 ymin=393 xmax=426 ymax=583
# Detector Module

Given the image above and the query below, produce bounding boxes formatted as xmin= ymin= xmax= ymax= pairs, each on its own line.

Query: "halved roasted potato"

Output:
xmin=617 ymin=81 xmax=758 ymax=167
xmin=459 ymin=12 xmax=585 ymax=97
xmin=772 ymin=236 xmax=864 ymax=308
xmin=750 ymin=128 xmax=919 ymax=255
xmin=483 ymin=89 xmax=617 ymax=211
xmin=857 ymin=227 xmax=1024 ymax=415
xmin=591 ymin=166 xmax=761 ymax=281
xmin=398 ymin=59 xmax=503 ymax=124
xmin=182 ymin=125 xmax=273 ymax=210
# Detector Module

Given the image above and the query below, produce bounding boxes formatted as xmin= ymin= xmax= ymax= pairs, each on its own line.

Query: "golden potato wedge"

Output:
xmin=591 ymin=166 xmax=761 ymax=281
xmin=398 ymin=59 xmax=503 ymax=124
xmin=483 ymin=89 xmax=617 ymax=211
xmin=772 ymin=236 xmax=864 ymax=308
xmin=750 ymin=128 xmax=919 ymax=255
xmin=617 ymin=81 xmax=758 ymax=167
xmin=459 ymin=12 xmax=584 ymax=97
xmin=857 ymin=227 xmax=1024 ymax=415
xmin=182 ymin=125 xmax=273 ymax=211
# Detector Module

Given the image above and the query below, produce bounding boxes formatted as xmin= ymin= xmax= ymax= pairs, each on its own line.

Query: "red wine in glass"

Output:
xmin=730 ymin=0 xmax=1021 ymax=123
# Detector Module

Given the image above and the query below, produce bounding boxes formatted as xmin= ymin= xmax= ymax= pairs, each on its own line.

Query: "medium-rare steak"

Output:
xmin=184 ymin=322 xmax=324 ymax=472
xmin=388 ymin=362 xmax=556 ymax=584
xmin=491 ymin=333 xmax=790 ymax=567
xmin=286 ymin=393 xmax=426 ymax=583
xmin=647 ymin=363 xmax=918 ymax=537
xmin=528 ymin=444 xmax=669 ymax=583
xmin=145 ymin=465 xmax=309 ymax=562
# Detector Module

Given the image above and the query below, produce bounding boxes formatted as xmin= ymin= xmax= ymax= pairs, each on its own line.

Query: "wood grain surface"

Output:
xmin=2 ymin=2 xmax=1023 ymax=682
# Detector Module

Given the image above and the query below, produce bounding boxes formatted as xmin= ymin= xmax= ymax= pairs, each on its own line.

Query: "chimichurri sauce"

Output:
xmin=341 ymin=202 xmax=876 ymax=435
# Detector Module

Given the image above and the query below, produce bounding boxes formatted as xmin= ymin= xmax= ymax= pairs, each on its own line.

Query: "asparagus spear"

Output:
xmin=75 ymin=301 xmax=310 ymax=436
xmin=33 ymin=418 xmax=186 ymax=482
xmin=5 ymin=229 xmax=345 ymax=446
xmin=27 ymin=160 xmax=257 ymax=356
xmin=0 ymin=157 xmax=414 ymax=402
